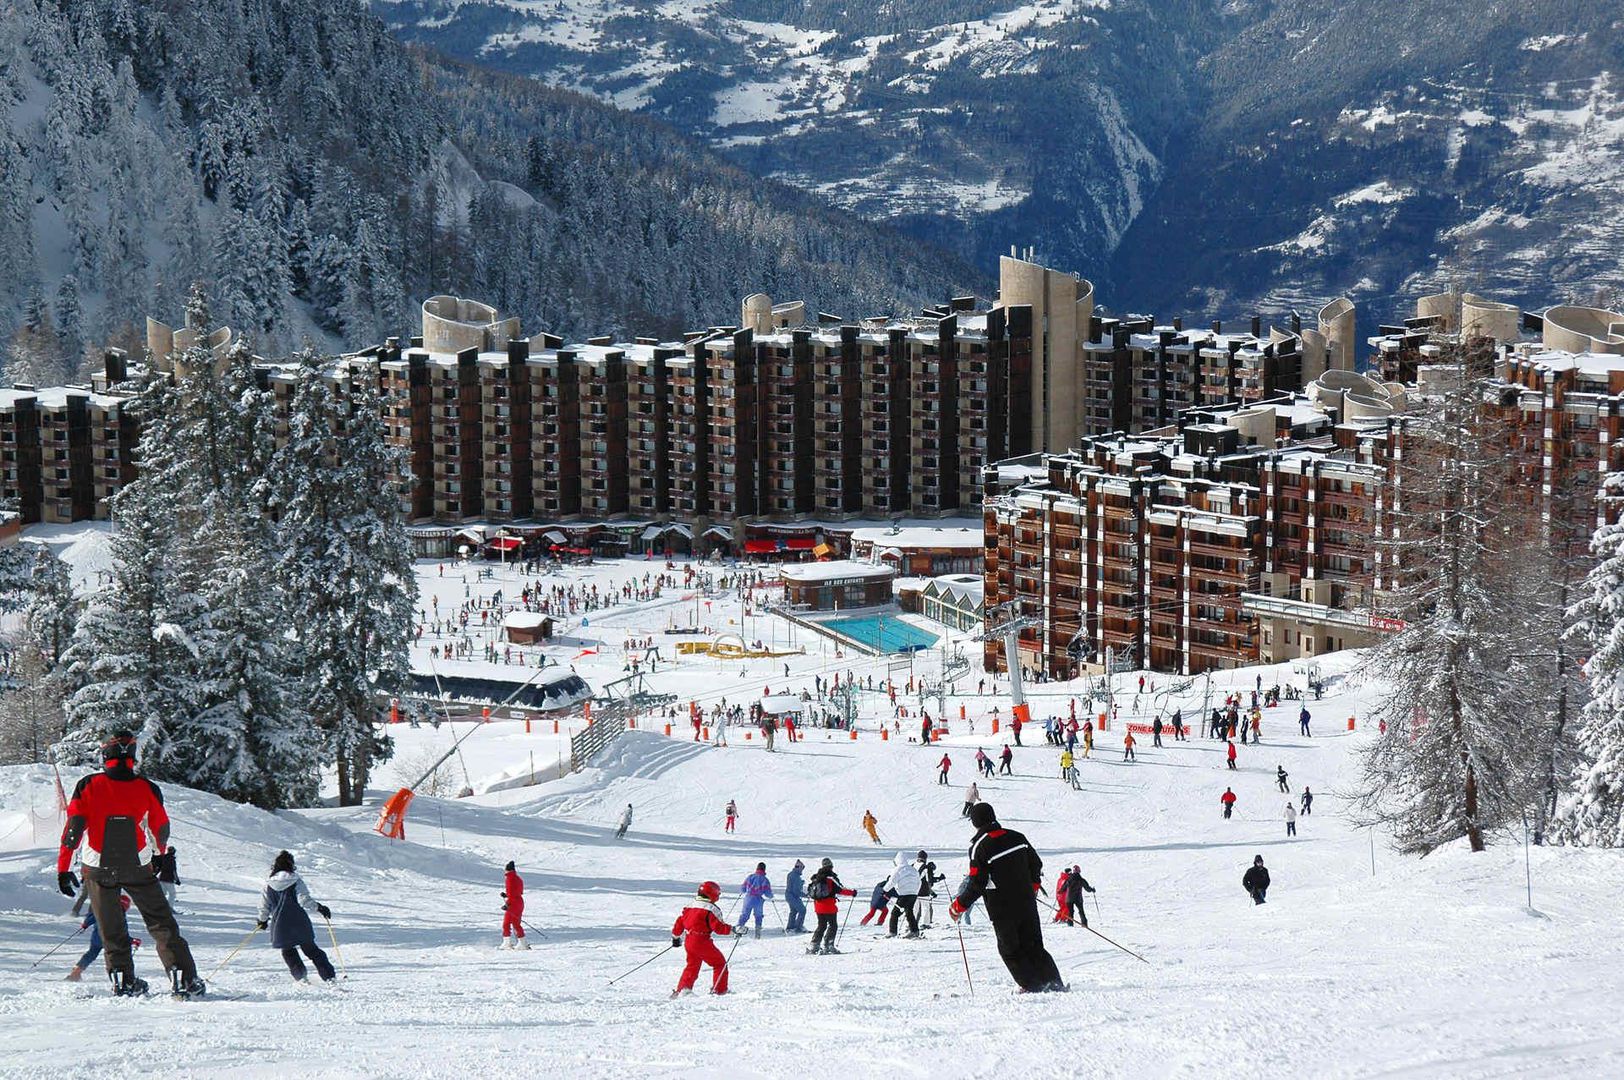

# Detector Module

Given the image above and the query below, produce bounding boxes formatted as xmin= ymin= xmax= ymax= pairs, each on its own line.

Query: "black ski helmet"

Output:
xmin=505 ymin=861 xmax=516 ymax=873
xmin=820 ymin=857 xmax=833 ymax=870
xmin=1254 ymin=855 xmax=1265 ymax=865
xmin=969 ymin=802 xmax=997 ymax=830
xmin=756 ymin=862 xmax=766 ymax=873
xmin=916 ymin=849 xmax=928 ymax=862
xmin=101 ymin=731 xmax=137 ymax=767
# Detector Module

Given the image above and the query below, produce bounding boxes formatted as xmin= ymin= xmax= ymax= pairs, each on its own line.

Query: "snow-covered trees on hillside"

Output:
xmin=1556 ymin=474 xmax=1624 ymax=848
xmin=1355 ymin=343 xmax=1557 ymax=853
xmin=272 ymin=351 xmax=415 ymax=806
xmin=57 ymin=297 xmax=412 ymax=808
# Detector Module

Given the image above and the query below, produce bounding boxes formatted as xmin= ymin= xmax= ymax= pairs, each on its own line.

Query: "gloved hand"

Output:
xmin=58 ymin=871 xmax=79 ymax=897
xmin=255 ymin=920 xmax=268 ymax=931
xmin=316 ymin=904 xmax=331 ymax=921
xmin=671 ymin=937 xmax=682 ymax=948
xmin=502 ymin=902 xmax=508 ymax=911
xmin=1086 ymin=886 xmax=1096 ymax=894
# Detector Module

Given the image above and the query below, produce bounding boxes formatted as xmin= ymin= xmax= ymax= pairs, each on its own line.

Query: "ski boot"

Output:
xmin=502 ymin=937 xmax=515 ymax=949
xmin=110 ymin=969 xmax=148 ymax=997
xmin=822 ymin=945 xmax=842 ymax=955
xmin=170 ymin=969 xmax=207 ymax=1000
xmin=516 ymin=939 xmax=531 ymax=950
xmin=753 ymin=926 xmax=761 ymax=940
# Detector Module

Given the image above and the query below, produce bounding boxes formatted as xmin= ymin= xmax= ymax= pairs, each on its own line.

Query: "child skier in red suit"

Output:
xmin=501 ymin=861 xmax=528 ymax=949
xmin=671 ymin=881 xmax=734 ymax=995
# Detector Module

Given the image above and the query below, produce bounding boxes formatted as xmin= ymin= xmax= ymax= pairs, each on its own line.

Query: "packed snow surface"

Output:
xmin=3 ymin=557 xmax=1623 ymax=1076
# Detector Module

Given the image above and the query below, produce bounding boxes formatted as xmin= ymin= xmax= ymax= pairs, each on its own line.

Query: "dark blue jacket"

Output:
xmin=786 ymin=866 xmax=805 ymax=903
xmin=258 ymin=871 xmax=320 ymax=949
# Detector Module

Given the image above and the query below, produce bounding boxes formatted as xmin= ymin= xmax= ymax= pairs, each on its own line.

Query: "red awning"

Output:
xmin=487 ymin=537 xmax=522 ymax=552
xmin=744 ymin=540 xmax=779 ymax=554
xmin=785 ymin=537 xmax=816 ymax=550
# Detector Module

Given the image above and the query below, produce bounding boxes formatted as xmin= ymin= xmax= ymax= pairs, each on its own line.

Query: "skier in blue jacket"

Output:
xmin=737 ymin=862 xmax=774 ymax=938
xmin=784 ymin=860 xmax=807 ymax=933
xmin=255 ymin=851 xmax=336 ymax=983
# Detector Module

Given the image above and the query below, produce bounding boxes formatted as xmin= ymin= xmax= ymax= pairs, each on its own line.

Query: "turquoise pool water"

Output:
xmin=824 ymin=615 xmax=939 ymax=653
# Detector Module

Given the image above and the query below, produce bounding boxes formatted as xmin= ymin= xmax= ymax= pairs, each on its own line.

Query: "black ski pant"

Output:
xmin=84 ymin=864 xmax=197 ymax=983
xmin=811 ymin=912 xmax=839 ymax=951
xmin=888 ymin=895 xmax=919 ymax=935
xmin=281 ymin=942 xmax=336 ymax=982
xmin=1066 ymin=899 xmax=1088 ymax=927
xmin=985 ymin=895 xmax=1063 ymax=992
xmin=1250 ymin=886 xmax=1267 ymax=905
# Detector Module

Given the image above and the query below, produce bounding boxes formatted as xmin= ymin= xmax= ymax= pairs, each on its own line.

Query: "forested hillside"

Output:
xmin=0 ymin=0 xmax=976 ymax=381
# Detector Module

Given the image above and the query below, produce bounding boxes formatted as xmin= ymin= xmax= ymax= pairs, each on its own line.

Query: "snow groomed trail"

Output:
xmin=3 ymin=654 xmax=1624 ymax=1079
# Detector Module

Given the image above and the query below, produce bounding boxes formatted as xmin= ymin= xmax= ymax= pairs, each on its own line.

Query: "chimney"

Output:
xmin=1212 ymin=320 xmax=1222 ymax=334
xmin=1251 ymin=315 xmax=1262 ymax=338
xmin=1172 ymin=316 xmax=1183 ymax=332
xmin=103 ymin=348 xmax=128 ymax=384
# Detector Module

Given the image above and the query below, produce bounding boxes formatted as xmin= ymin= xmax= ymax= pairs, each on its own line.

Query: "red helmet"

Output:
xmin=696 ymin=881 xmax=721 ymax=902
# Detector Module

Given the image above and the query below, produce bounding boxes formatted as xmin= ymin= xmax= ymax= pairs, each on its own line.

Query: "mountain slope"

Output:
xmin=0 ymin=0 xmax=977 ymax=366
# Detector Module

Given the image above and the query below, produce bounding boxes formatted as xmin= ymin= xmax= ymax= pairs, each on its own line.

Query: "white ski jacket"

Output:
xmin=886 ymin=853 xmax=921 ymax=896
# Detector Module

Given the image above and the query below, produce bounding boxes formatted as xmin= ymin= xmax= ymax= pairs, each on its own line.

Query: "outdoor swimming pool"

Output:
xmin=823 ymin=615 xmax=940 ymax=653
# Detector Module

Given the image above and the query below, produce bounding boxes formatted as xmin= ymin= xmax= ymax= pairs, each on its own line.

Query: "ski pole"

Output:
xmin=522 ymin=919 xmax=549 ymax=940
xmin=1079 ymin=921 xmax=1149 ymax=964
xmin=717 ymin=927 xmax=745 ymax=984
xmin=769 ymin=897 xmax=786 ymax=931
xmin=835 ymin=889 xmax=858 ymax=946
xmin=322 ymin=914 xmax=348 ymax=980
xmin=207 ymin=927 xmax=261 ymax=982
xmin=955 ymin=921 xmax=974 ymax=996
xmin=607 ymin=942 xmax=677 ymax=986
xmin=30 ymin=924 xmax=86 ymax=969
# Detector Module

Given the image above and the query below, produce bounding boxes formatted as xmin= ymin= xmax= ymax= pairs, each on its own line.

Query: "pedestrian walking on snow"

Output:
xmin=1276 ymin=765 xmax=1289 ymax=793
xmin=862 ymin=810 xmax=881 ymax=845
xmin=950 ymin=803 xmax=1064 ymax=993
xmin=784 ymin=860 xmax=807 ymax=933
xmin=737 ymin=862 xmax=774 ymax=937
xmin=1244 ymin=856 xmax=1270 ymax=905
xmin=1285 ymin=802 xmax=1297 ymax=837
xmin=616 ymin=804 xmax=633 ymax=839
xmin=724 ymin=799 xmax=738 ymax=833
xmin=806 ymin=859 xmax=856 ymax=954
xmin=938 ymin=752 xmax=952 ymax=785
xmin=57 ymin=731 xmax=201 ymax=999
xmin=500 ymin=860 xmax=530 ymax=949
xmin=963 ymin=782 xmax=981 ymax=818
xmin=1221 ymin=787 xmax=1237 ymax=819
xmin=255 ymin=851 xmax=337 ymax=982
xmin=671 ymin=881 xmax=733 ymax=995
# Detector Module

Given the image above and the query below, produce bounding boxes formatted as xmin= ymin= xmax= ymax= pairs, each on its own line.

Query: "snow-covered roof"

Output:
xmin=780 ymin=560 xmax=894 ymax=583
xmin=848 ymin=526 xmax=983 ymax=550
xmin=502 ymin=611 xmax=551 ymax=630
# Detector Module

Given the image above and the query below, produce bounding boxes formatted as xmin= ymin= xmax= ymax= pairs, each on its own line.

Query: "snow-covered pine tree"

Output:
xmin=23 ymin=544 xmax=77 ymax=669
xmin=1355 ymin=340 xmax=1551 ymax=853
xmin=273 ymin=351 xmax=415 ymax=805
xmin=1555 ymin=473 xmax=1624 ymax=848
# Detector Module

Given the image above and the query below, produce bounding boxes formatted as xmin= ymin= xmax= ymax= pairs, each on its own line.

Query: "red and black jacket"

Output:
xmin=952 ymin=825 xmax=1043 ymax=915
xmin=57 ymin=766 xmax=169 ymax=874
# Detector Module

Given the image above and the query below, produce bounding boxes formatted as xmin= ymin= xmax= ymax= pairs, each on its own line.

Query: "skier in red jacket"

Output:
xmin=57 ymin=731 xmax=202 ymax=998
xmin=671 ymin=881 xmax=734 ymax=995
xmin=501 ymin=861 xmax=528 ymax=950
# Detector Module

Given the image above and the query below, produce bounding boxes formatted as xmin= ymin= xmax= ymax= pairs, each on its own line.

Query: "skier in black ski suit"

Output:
xmin=949 ymin=802 xmax=1064 ymax=992
xmin=1063 ymin=866 xmax=1095 ymax=927
xmin=1243 ymin=856 xmax=1270 ymax=905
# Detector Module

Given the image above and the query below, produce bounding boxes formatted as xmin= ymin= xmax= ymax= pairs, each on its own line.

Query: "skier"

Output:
xmin=56 ymin=731 xmax=202 ymax=998
xmin=1052 ymin=868 xmax=1071 ymax=924
xmin=1226 ymin=739 xmax=1238 ymax=770
xmin=863 ymin=810 xmax=881 ymax=845
xmin=737 ymin=862 xmax=774 ymax=938
xmin=500 ymin=860 xmax=529 ymax=949
xmin=725 ymin=799 xmax=738 ymax=834
xmin=616 ymin=803 xmax=633 ymax=839
xmin=1221 ymin=787 xmax=1237 ymax=819
xmin=915 ymin=851 xmax=945 ymax=928
xmin=1083 ymin=723 xmax=1093 ymax=758
xmin=963 ymin=781 xmax=982 ymax=818
xmin=66 ymin=894 xmax=140 ymax=982
xmin=884 ymin=852 xmax=922 ymax=937
xmin=1285 ymin=801 xmax=1297 ymax=837
xmin=806 ymin=859 xmax=856 ymax=954
xmin=254 ymin=851 xmax=336 ymax=982
xmin=937 ymin=752 xmax=952 ymax=785
xmin=1011 ymin=713 xmax=1023 ymax=746
xmin=1299 ymin=707 xmax=1312 ymax=737
xmin=975 ymin=747 xmax=993 ymax=777
xmin=1123 ymin=732 xmax=1136 ymax=762
xmin=1151 ymin=716 xmax=1163 ymax=748
xmin=949 ymin=803 xmax=1064 ymax=993
xmin=1301 ymin=786 xmax=1314 ymax=815
xmin=920 ymin=714 xmax=933 ymax=744
xmin=999 ymin=744 xmax=1013 ymax=775
xmin=1276 ymin=765 xmax=1290 ymax=793
xmin=1059 ymin=748 xmax=1075 ymax=786
xmin=1064 ymin=866 xmax=1095 ymax=926
xmin=1243 ymin=855 xmax=1271 ymax=905
xmin=859 ymin=878 xmax=891 ymax=926
xmin=1172 ymin=708 xmax=1184 ymax=740
xmin=784 ymin=860 xmax=807 ymax=934
xmin=671 ymin=881 xmax=733 ymax=995
xmin=154 ymin=846 xmax=180 ymax=907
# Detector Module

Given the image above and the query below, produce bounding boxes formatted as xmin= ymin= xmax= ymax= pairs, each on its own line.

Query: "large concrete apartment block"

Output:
xmin=998 ymin=253 xmax=1093 ymax=453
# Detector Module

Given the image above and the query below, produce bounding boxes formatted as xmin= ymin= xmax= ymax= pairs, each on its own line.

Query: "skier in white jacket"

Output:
xmin=616 ymin=804 xmax=633 ymax=840
xmin=884 ymin=852 xmax=922 ymax=938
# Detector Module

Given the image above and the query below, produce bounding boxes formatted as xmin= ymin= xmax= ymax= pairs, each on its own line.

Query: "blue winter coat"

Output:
xmin=785 ymin=867 xmax=805 ymax=902
xmin=258 ymin=870 xmax=321 ymax=949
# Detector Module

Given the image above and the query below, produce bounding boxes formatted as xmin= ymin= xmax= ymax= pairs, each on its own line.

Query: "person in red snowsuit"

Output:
xmin=672 ymin=881 xmax=734 ymax=995
xmin=1053 ymin=869 xmax=1071 ymax=923
xmin=501 ymin=861 xmax=527 ymax=948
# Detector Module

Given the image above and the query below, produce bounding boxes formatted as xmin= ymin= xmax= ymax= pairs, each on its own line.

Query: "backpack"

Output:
xmin=808 ymin=874 xmax=834 ymax=901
